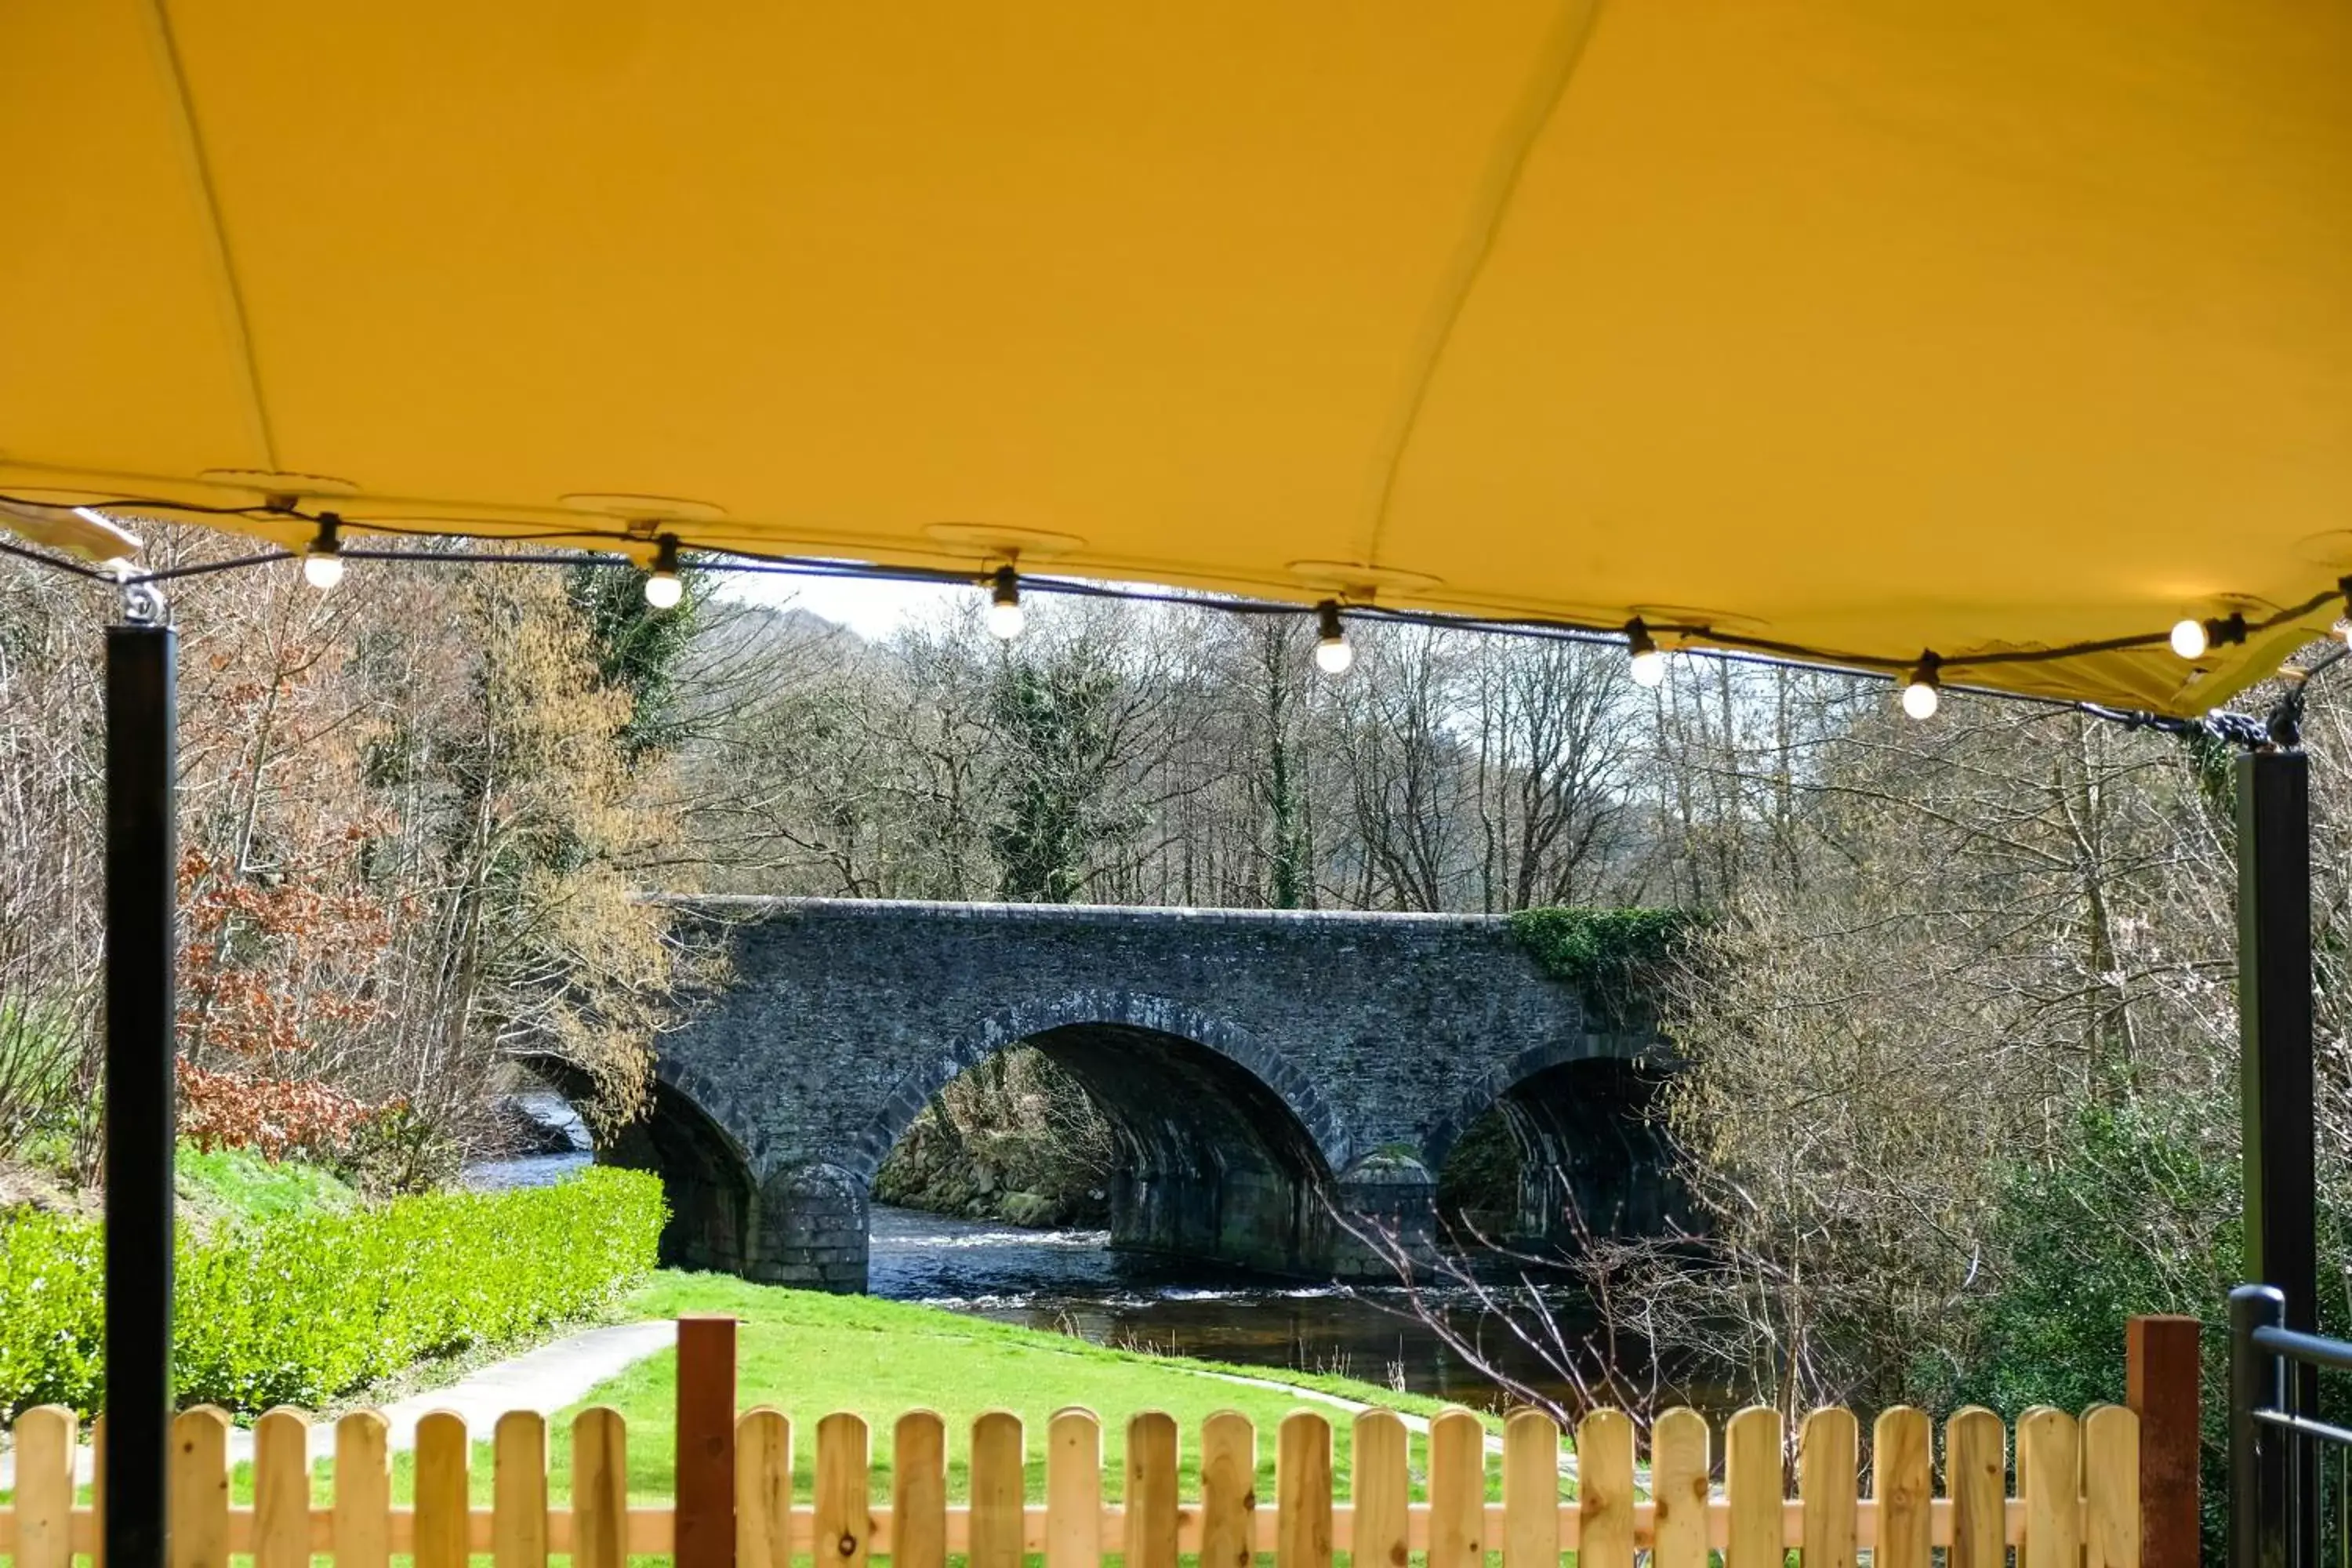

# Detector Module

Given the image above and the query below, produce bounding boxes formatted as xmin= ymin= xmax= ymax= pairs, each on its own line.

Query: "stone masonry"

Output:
xmin=601 ymin=898 xmax=1672 ymax=1290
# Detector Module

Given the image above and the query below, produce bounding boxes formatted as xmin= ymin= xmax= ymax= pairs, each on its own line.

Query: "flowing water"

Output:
xmin=866 ymin=1204 xmax=1599 ymax=1411
xmin=469 ymin=1152 xmax=1599 ymax=1411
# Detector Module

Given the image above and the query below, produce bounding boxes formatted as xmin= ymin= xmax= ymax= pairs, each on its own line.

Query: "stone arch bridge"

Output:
xmin=601 ymin=898 xmax=1675 ymax=1291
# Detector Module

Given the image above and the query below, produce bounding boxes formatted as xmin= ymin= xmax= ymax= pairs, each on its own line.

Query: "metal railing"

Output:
xmin=2232 ymin=1284 xmax=2352 ymax=1568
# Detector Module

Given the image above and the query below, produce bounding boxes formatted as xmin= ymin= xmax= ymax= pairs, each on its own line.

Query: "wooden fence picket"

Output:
xmin=2020 ymin=1406 xmax=2082 ymax=1568
xmin=168 ymin=1406 xmax=230 ymax=1568
xmin=332 ymin=1410 xmax=391 ymax=1568
xmin=1723 ymin=1407 xmax=1782 ymax=1568
xmin=572 ymin=1406 xmax=629 ymax=1568
xmin=87 ymin=1414 xmax=104 ymax=1568
xmin=2085 ymin=1403 xmax=2145 ymax=1568
xmin=250 ymin=1409 xmax=310 ymax=1568
xmin=970 ymin=1410 xmax=1025 ymax=1568
xmin=1501 ymin=1410 xmax=1559 ymax=1568
xmin=413 ymin=1410 xmax=469 ymax=1568
xmin=493 ymin=1410 xmax=550 ymax=1568
xmin=1047 ymin=1408 xmax=1103 ymax=1568
xmin=1798 ymin=1406 xmax=1858 ymax=1568
xmin=1201 ymin=1410 xmax=1257 ymax=1568
xmin=1947 ymin=1406 xmax=2009 ymax=1568
xmin=892 ymin=1410 xmax=946 ymax=1568
xmin=1870 ymin=1406 xmax=1933 ymax=1568
xmin=1650 ymin=1407 xmax=1710 ymax=1568
xmin=1124 ymin=1411 xmax=1180 ymax=1568
xmin=1349 ymin=1410 xmax=1410 ymax=1568
xmin=12 ymin=1406 xmax=74 ymax=1568
xmin=1276 ymin=1410 xmax=1334 ymax=1568
xmin=737 ymin=1409 xmax=794 ymax=1568
xmin=1576 ymin=1408 xmax=1634 ymax=1568
xmin=814 ymin=1411 xmax=871 ymax=1568
xmin=0 ymin=1380 xmax=2148 ymax=1568
xmin=1428 ymin=1408 xmax=1486 ymax=1568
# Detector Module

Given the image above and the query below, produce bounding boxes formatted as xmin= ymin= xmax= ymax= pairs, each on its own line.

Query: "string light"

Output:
xmin=1624 ymin=619 xmax=1666 ymax=688
xmin=300 ymin=514 xmax=344 ymax=590
xmin=1314 ymin=600 xmax=1352 ymax=674
xmin=2170 ymin=612 xmax=2251 ymax=661
xmin=643 ymin=535 xmax=684 ymax=610
xmin=986 ymin=565 xmax=1025 ymax=640
xmin=2 ymin=490 xmax=2343 ymax=735
xmin=1900 ymin=652 xmax=1941 ymax=720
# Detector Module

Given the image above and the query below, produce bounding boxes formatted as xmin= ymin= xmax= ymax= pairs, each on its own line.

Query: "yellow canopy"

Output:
xmin=6 ymin=2 xmax=2351 ymax=713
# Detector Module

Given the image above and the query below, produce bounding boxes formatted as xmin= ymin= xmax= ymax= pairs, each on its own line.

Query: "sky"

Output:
xmin=716 ymin=565 xmax=964 ymax=640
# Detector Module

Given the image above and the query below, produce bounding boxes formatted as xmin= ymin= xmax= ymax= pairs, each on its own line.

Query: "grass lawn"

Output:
xmin=176 ymin=1144 xmax=358 ymax=1222
xmin=366 ymin=1270 xmax=1519 ymax=1508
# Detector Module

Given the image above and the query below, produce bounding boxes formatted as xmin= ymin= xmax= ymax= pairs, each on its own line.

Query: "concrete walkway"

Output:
xmin=1 ymin=1320 xmax=673 ymax=1487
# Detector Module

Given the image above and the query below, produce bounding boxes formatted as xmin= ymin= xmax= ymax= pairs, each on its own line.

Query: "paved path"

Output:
xmin=1 ymin=1320 xmax=673 ymax=1487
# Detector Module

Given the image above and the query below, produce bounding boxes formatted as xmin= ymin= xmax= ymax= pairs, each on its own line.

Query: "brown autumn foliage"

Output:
xmin=0 ymin=528 xmax=697 ymax=1183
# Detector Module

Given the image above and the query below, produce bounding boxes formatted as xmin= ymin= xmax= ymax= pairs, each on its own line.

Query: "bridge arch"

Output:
xmin=853 ymin=989 xmax=1353 ymax=1276
xmin=849 ymin=989 xmax=1353 ymax=1179
xmin=1425 ymin=1038 xmax=1679 ymax=1248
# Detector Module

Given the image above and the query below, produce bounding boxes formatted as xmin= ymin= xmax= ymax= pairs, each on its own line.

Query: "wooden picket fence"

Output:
xmin=0 ymin=1399 xmax=2137 ymax=1568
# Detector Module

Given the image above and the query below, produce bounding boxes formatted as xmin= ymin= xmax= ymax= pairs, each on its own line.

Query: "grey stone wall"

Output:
xmin=608 ymin=898 xmax=1668 ymax=1290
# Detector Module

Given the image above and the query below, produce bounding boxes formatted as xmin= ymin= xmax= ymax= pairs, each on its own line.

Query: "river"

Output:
xmin=866 ymin=1203 xmax=1602 ymax=1411
xmin=474 ymin=1145 xmax=1603 ymax=1411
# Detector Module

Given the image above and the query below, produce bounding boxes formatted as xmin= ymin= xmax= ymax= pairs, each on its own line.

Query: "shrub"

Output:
xmin=0 ymin=1165 xmax=664 ymax=1419
xmin=1506 ymin=906 xmax=1700 ymax=1028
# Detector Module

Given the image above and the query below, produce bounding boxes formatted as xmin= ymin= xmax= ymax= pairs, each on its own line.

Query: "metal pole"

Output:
xmin=2239 ymin=749 xmax=2319 ymax=1567
xmin=104 ymin=611 xmax=176 ymax=1568
xmin=2234 ymin=1284 xmax=2289 ymax=1568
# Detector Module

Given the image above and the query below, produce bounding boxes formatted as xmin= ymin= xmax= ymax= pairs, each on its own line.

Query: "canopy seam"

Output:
xmin=1358 ymin=0 xmax=1603 ymax=574
xmin=136 ymin=0 xmax=279 ymax=470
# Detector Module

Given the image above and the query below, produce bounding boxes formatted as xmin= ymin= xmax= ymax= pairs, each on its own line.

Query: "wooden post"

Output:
xmin=2237 ymin=750 xmax=2318 ymax=1565
xmin=2128 ymin=1315 xmax=2202 ymax=1568
xmin=677 ymin=1316 xmax=740 ymax=1568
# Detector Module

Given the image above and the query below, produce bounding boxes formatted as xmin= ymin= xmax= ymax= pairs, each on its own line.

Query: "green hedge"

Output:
xmin=0 ymin=1166 xmax=665 ymax=1419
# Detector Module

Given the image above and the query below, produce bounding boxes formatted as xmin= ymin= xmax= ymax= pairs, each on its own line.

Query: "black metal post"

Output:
xmin=2237 ymin=1284 xmax=2291 ymax=1568
xmin=105 ymin=618 xmax=176 ymax=1568
xmin=2240 ymin=749 xmax=2320 ymax=1567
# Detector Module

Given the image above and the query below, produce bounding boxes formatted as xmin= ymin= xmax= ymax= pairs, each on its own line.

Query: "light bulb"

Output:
xmin=1900 ymin=652 xmax=1941 ymax=720
xmin=2169 ymin=618 xmax=2208 ymax=660
xmin=987 ymin=566 xmax=1024 ymax=640
xmin=1313 ymin=601 xmax=1352 ymax=675
xmin=300 ymin=514 xmax=343 ymax=590
xmin=642 ymin=534 xmax=684 ymax=611
xmin=1624 ymin=619 xmax=1666 ymax=688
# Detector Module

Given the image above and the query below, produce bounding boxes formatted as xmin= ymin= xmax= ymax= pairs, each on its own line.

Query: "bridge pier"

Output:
xmin=1319 ymin=1152 xmax=1443 ymax=1279
xmin=746 ymin=1163 xmax=870 ymax=1291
